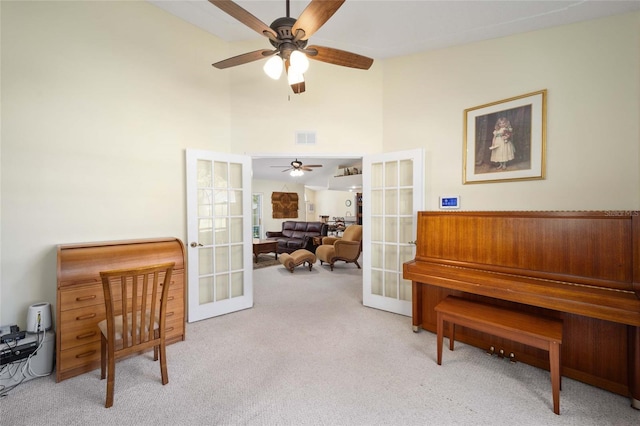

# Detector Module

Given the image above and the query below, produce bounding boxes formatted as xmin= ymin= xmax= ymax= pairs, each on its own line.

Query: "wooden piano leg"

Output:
xmin=630 ymin=325 xmax=640 ymax=410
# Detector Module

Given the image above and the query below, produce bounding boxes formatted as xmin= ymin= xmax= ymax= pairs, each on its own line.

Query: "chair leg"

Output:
xmin=100 ymin=334 xmax=106 ymax=380
xmin=353 ymin=260 xmax=361 ymax=269
xmin=105 ymin=350 xmax=115 ymax=408
xmin=159 ymin=343 xmax=169 ymax=385
xmin=154 ymin=330 xmax=159 ymax=361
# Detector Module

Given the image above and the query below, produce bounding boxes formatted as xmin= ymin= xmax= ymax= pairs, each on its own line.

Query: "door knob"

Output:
xmin=190 ymin=242 xmax=203 ymax=248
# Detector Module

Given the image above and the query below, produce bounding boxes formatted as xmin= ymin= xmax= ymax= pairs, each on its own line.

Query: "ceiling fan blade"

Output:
xmin=300 ymin=166 xmax=315 ymax=171
xmin=208 ymin=0 xmax=277 ymax=39
xmin=281 ymin=167 xmax=293 ymax=172
xmin=292 ymin=0 xmax=345 ymax=41
xmin=304 ymin=165 xmax=323 ymax=168
xmin=307 ymin=45 xmax=374 ymax=70
xmin=212 ymin=49 xmax=275 ymax=69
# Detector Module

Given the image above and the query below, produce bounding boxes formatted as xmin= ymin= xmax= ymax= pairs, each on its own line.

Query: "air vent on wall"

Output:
xmin=295 ymin=131 xmax=316 ymax=145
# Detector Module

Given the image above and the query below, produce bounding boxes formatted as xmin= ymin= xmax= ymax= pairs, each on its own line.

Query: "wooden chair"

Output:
xmin=316 ymin=224 xmax=363 ymax=271
xmin=98 ymin=262 xmax=175 ymax=408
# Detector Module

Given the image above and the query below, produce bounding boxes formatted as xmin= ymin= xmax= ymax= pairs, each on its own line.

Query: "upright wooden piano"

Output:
xmin=403 ymin=211 xmax=640 ymax=409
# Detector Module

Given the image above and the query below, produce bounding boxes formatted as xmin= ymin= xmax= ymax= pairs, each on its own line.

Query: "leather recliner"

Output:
xmin=315 ymin=225 xmax=363 ymax=271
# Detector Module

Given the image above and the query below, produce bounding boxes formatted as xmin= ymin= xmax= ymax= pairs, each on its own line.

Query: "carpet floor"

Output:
xmin=1 ymin=260 xmax=638 ymax=425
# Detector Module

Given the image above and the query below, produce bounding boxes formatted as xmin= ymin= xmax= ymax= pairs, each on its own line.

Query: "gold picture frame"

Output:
xmin=463 ymin=90 xmax=547 ymax=184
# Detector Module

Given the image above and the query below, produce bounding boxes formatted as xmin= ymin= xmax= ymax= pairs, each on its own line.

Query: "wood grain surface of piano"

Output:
xmin=403 ymin=211 xmax=640 ymax=409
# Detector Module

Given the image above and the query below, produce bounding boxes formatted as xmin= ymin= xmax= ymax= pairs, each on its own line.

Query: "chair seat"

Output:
xmin=97 ymin=312 xmax=159 ymax=346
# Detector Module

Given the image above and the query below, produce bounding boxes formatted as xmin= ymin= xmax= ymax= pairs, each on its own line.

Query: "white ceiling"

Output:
xmin=252 ymin=156 xmax=362 ymax=190
xmin=148 ymin=1 xmax=640 ymax=189
xmin=149 ymin=0 xmax=640 ymax=60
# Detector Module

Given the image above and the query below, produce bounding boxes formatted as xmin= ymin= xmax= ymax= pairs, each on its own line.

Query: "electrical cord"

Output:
xmin=0 ymin=329 xmax=52 ymax=397
xmin=0 ymin=360 xmax=28 ymax=397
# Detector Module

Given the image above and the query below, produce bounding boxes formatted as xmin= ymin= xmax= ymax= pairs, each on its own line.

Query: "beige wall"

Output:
xmin=251 ymin=179 xmax=306 ymax=239
xmin=383 ymin=12 xmax=640 ymax=210
xmin=1 ymin=2 xmax=639 ymax=326
xmin=1 ymin=2 xmax=231 ymax=325
xmin=314 ymin=190 xmax=357 ymax=220
xmin=252 ymin=181 xmax=353 ymax=238
xmin=226 ymin=40 xmax=384 ymax=156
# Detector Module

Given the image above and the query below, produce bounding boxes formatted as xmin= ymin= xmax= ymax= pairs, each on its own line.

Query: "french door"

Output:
xmin=362 ymin=149 xmax=424 ymax=316
xmin=185 ymin=149 xmax=253 ymax=322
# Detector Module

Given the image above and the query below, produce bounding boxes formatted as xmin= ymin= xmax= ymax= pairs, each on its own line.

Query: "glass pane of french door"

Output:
xmin=363 ymin=149 xmax=423 ymax=316
xmin=186 ymin=149 xmax=253 ymax=322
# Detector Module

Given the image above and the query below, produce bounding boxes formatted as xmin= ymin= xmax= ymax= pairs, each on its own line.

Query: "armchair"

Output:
xmin=316 ymin=225 xmax=363 ymax=271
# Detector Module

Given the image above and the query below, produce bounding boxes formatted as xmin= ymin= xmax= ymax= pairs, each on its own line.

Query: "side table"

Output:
xmin=253 ymin=239 xmax=278 ymax=263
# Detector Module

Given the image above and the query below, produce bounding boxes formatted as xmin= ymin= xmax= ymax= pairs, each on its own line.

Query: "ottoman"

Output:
xmin=279 ymin=249 xmax=316 ymax=273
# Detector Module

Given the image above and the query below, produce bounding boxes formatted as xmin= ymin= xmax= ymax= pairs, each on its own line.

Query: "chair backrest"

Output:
xmin=100 ymin=262 xmax=175 ymax=351
xmin=342 ymin=225 xmax=363 ymax=242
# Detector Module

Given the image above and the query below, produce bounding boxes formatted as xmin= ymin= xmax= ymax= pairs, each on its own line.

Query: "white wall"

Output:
xmin=1 ymin=2 xmax=232 ymax=325
xmin=383 ymin=12 xmax=640 ymax=211
xmin=314 ymin=190 xmax=356 ymax=220
xmin=2 ymin=3 xmax=639 ymax=327
xmin=251 ymin=179 xmax=306 ymax=239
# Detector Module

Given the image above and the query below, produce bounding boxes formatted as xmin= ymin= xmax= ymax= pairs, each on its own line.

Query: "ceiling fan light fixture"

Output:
xmin=289 ymin=50 xmax=309 ymax=74
xmin=263 ymin=56 xmax=283 ymax=80
xmin=287 ymin=70 xmax=304 ymax=85
xmin=290 ymin=169 xmax=304 ymax=177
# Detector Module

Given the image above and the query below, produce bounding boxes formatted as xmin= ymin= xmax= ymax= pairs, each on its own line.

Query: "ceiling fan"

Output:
xmin=209 ymin=0 xmax=374 ymax=94
xmin=272 ymin=159 xmax=323 ymax=174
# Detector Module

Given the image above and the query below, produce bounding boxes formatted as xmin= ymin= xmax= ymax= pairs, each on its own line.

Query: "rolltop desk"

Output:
xmin=56 ymin=237 xmax=186 ymax=382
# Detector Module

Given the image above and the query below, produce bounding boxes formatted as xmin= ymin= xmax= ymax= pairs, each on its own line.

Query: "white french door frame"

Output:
xmin=362 ymin=149 xmax=424 ymax=316
xmin=186 ymin=149 xmax=253 ymax=322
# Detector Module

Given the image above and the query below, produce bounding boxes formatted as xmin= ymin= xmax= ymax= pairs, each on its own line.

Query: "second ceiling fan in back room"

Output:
xmin=209 ymin=0 xmax=374 ymax=94
xmin=272 ymin=159 xmax=322 ymax=176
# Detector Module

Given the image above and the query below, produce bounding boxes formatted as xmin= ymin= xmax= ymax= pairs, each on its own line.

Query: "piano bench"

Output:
xmin=434 ymin=296 xmax=563 ymax=415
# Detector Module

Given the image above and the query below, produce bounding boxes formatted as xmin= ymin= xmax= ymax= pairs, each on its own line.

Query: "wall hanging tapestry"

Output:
xmin=272 ymin=192 xmax=299 ymax=218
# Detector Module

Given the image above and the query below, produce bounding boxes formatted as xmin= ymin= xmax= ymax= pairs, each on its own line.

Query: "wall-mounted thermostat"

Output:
xmin=439 ymin=195 xmax=460 ymax=209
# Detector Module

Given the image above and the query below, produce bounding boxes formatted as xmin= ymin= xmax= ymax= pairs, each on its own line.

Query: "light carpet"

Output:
xmin=1 ymin=260 xmax=638 ymax=425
